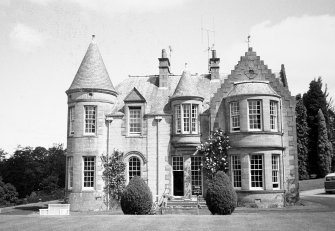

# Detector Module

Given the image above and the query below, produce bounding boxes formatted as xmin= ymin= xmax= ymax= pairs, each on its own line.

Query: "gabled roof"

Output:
xmin=124 ymin=87 xmax=146 ymax=103
xmin=170 ymin=70 xmax=204 ymax=101
xmin=67 ymin=39 xmax=117 ymax=95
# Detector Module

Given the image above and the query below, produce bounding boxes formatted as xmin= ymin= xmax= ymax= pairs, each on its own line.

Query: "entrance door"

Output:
xmin=172 ymin=156 xmax=184 ymax=196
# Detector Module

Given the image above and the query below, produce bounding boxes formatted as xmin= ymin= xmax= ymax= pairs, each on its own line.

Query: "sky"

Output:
xmin=0 ymin=0 xmax=335 ymax=154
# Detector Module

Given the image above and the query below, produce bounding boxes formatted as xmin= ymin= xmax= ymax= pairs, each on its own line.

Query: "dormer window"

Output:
xmin=129 ymin=106 xmax=142 ymax=134
xmin=175 ymin=104 xmax=198 ymax=134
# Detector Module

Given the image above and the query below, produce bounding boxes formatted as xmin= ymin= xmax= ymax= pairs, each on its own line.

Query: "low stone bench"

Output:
xmin=39 ymin=204 xmax=70 ymax=215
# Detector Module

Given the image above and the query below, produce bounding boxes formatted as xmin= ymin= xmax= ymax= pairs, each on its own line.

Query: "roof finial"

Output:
xmin=92 ymin=35 xmax=95 ymax=43
xmin=184 ymin=62 xmax=188 ymax=71
xmin=247 ymin=35 xmax=251 ymax=49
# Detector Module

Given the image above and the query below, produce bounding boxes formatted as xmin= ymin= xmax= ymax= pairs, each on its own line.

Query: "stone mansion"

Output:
xmin=65 ymin=36 xmax=298 ymax=211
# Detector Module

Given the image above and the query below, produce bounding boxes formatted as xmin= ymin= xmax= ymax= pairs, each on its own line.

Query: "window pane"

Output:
xmin=172 ymin=156 xmax=183 ymax=171
xmin=191 ymin=157 xmax=202 ymax=195
xmin=129 ymin=107 xmax=141 ymax=133
xmin=83 ymin=156 xmax=95 ymax=188
xmin=69 ymin=107 xmax=75 ymax=135
xmin=231 ymin=155 xmax=241 ymax=188
xmin=191 ymin=105 xmax=198 ymax=133
xmin=250 ymin=155 xmax=263 ymax=188
xmin=85 ymin=106 xmax=96 ymax=134
xmin=175 ymin=105 xmax=181 ymax=133
xmin=183 ymin=104 xmax=190 ymax=132
xmin=272 ymin=155 xmax=280 ymax=189
xmin=249 ymin=100 xmax=262 ymax=130
xmin=129 ymin=157 xmax=141 ymax=181
xmin=230 ymin=102 xmax=240 ymax=131
xmin=270 ymin=101 xmax=278 ymax=131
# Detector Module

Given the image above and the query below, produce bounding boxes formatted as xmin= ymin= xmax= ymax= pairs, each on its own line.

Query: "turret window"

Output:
xmin=248 ymin=100 xmax=262 ymax=130
xmin=83 ymin=156 xmax=95 ymax=189
xmin=230 ymin=102 xmax=240 ymax=131
xmin=69 ymin=106 xmax=75 ymax=136
xmin=175 ymin=104 xmax=199 ymax=134
xmin=84 ymin=106 xmax=96 ymax=134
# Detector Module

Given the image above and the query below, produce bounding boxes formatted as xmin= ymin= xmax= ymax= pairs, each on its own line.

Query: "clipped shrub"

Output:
xmin=121 ymin=176 xmax=152 ymax=214
xmin=205 ymin=171 xmax=237 ymax=215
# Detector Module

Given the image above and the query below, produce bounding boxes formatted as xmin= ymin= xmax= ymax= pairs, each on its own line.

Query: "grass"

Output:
xmin=299 ymin=178 xmax=324 ymax=191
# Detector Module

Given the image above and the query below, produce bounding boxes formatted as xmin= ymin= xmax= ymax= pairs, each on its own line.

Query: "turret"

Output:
xmin=65 ymin=35 xmax=117 ymax=211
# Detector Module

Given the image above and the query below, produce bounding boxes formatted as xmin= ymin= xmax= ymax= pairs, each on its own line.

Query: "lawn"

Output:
xmin=1 ymin=211 xmax=335 ymax=231
xmin=299 ymin=178 xmax=324 ymax=191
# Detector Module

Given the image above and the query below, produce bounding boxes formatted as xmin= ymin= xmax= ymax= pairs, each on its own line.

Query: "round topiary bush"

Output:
xmin=205 ymin=171 xmax=237 ymax=215
xmin=121 ymin=176 xmax=153 ymax=214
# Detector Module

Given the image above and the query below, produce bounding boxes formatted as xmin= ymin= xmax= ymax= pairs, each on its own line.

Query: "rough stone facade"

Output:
xmin=65 ymin=38 xmax=298 ymax=211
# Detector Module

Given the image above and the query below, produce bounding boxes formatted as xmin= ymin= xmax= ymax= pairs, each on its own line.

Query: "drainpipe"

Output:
xmin=280 ymin=99 xmax=286 ymax=207
xmin=105 ymin=116 xmax=113 ymax=210
xmin=155 ymin=116 xmax=162 ymax=201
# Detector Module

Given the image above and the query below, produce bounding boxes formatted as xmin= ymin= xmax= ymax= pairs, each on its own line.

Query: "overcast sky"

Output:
xmin=1 ymin=0 xmax=335 ymax=154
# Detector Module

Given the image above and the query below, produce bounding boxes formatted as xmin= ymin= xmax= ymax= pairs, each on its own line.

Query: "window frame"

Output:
xmin=67 ymin=156 xmax=73 ymax=190
xmin=272 ymin=154 xmax=280 ymax=189
xmin=248 ymin=100 xmax=263 ymax=131
xmin=250 ymin=154 xmax=264 ymax=190
xmin=175 ymin=103 xmax=199 ymax=134
xmin=191 ymin=156 xmax=203 ymax=195
xmin=270 ymin=101 xmax=278 ymax=132
xmin=69 ymin=106 xmax=75 ymax=136
xmin=231 ymin=155 xmax=242 ymax=189
xmin=83 ymin=156 xmax=95 ymax=190
xmin=230 ymin=102 xmax=240 ymax=132
xmin=128 ymin=106 xmax=142 ymax=135
xmin=84 ymin=105 xmax=97 ymax=135
xmin=128 ymin=156 xmax=141 ymax=181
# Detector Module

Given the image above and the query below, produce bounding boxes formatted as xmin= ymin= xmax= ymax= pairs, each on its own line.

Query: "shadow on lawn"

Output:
xmin=14 ymin=205 xmax=47 ymax=212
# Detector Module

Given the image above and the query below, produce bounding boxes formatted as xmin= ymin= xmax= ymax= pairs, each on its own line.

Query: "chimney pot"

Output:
xmin=212 ymin=50 xmax=217 ymax=58
xmin=162 ymin=49 xmax=167 ymax=58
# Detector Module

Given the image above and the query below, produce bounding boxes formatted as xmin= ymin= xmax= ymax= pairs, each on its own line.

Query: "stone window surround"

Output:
xmin=82 ymin=156 xmax=96 ymax=191
xmin=68 ymin=106 xmax=75 ymax=136
xmin=229 ymin=152 xmax=282 ymax=191
xmin=226 ymin=95 xmax=281 ymax=133
xmin=171 ymin=99 xmax=201 ymax=135
xmin=124 ymin=152 xmax=145 ymax=185
xmin=125 ymin=103 xmax=145 ymax=136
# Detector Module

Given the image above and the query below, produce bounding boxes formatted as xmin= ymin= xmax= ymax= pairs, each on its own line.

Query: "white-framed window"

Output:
xmin=129 ymin=106 xmax=141 ymax=134
xmin=250 ymin=154 xmax=263 ymax=189
xmin=230 ymin=102 xmax=240 ymax=132
xmin=175 ymin=104 xmax=199 ymax=134
xmin=172 ymin=156 xmax=184 ymax=171
xmin=270 ymin=101 xmax=278 ymax=131
xmin=272 ymin=155 xmax=280 ymax=189
xmin=69 ymin=107 xmax=75 ymax=136
xmin=129 ymin=156 xmax=141 ymax=181
xmin=191 ymin=156 xmax=202 ymax=195
xmin=83 ymin=156 xmax=95 ymax=189
xmin=248 ymin=100 xmax=262 ymax=130
xmin=67 ymin=156 xmax=73 ymax=190
xmin=231 ymin=155 xmax=241 ymax=188
xmin=84 ymin=106 xmax=96 ymax=134
xmin=175 ymin=105 xmax=181 ymax=133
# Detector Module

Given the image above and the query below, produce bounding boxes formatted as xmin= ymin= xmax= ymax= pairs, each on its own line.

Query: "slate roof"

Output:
xmin=113 ymin=73 xmax=225 ymax=115
xmin=227 ymin=81 xmax=280 ymax=97
xmin=171 ymin=70 xmax=204 ymax=100
xmin=67 ymin=40 xmax=117 ymax=95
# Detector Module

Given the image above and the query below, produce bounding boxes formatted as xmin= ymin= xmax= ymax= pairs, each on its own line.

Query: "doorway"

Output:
xmin=172 ymin=156 xmax=184 ymax=196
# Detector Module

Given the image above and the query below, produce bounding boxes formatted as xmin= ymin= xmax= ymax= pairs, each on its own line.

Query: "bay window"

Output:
xmin=175 ymin=104 xmax=199 ymax=134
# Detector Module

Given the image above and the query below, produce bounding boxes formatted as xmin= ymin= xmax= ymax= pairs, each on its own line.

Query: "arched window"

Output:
xmin=129 ymin=156 xmax=141 ymax=181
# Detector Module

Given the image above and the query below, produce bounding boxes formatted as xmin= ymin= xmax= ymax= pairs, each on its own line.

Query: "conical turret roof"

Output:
xmin=67 ymin=37 xmax=117 ymax=95
xmin=171 ymin=70 xmax=203 ymax=101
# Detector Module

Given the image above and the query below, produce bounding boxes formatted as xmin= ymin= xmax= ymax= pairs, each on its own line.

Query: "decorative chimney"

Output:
xmin=209 ymin=49 xmax=220 ymax=80
xmin=158 ymin=49 xmax=171 ymax=88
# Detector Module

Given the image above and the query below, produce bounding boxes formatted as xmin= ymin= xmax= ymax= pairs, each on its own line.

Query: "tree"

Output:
xmin=101 ymin=150 xmax=126 ymax=209
xmin=303 ymin=77 xmax=329 ymax=176
xmin=197 ymin=128 xmax=230 ymax=179
xmin=205 ymin=171 xmax=237 ymax=215
xmin=296 ymin=94 xmax=309 ymax=179
xmin=120 ymin=176 xmax=153 ymax=215
xmin=0 ymin=177 xmax=18 ymax=206
xmin=317 ymin=109 xmax=333 ymax=177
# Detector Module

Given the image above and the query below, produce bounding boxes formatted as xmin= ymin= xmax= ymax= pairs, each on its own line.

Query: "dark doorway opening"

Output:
xmin=173 ymin=171 xmax=184 ymax=196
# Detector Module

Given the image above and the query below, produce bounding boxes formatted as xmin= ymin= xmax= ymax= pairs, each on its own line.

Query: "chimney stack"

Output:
xmin=158 ymin=49 xmax=171 ymax=88
xmin=209 ymin=49 xmax=220 ymax=80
